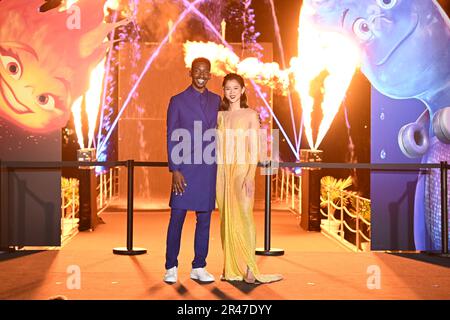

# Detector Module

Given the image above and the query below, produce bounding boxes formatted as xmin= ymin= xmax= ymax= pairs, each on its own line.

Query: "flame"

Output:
xmin=70 ymin=58 xmax=106 ymax=150
xmin=183 ymin=4 xmax=360 ymax=151
xmin=86 ymin=58 xmax=106 ymax=148
xmin=104 ymin=0 xmax=120 ymax=16
xmin=293 ymin=5 xmax=360 ymax=150
xmin=105 ymin=0 xmax=120 ymax=10
xmin=71 ymin=96 xmax=85 ymax=149
xmin=66 ymin=0 xmax=78 ymax=8
xmin=183 ymin=41 xmax=290 ymax=93
xmin=237 ymin=58 xmax=290 ymax=93
xmin=183 ymin=41 xmax=239 ymax=77
xmin=67 ymin=0 xmax=109 ymax=149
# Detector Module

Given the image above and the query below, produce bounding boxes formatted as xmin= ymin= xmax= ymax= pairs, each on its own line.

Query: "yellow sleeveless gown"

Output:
xmin=216 ymin=109 xmax=282 ymax=283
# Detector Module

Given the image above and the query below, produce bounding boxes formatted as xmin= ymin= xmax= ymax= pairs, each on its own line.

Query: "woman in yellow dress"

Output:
xmin=216 ymin=73 xmax=283 ymax=284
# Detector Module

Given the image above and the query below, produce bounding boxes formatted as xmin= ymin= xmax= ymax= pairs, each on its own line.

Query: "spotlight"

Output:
xmin=300 ymin=149 xmax=323 ymax=163
xmin=77 ymin=148 xmax=96 ymax=169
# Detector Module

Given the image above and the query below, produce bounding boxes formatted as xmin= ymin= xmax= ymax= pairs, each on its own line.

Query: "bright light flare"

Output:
xmin=184 ymin=14 xmax=360 ymax=151
xmin=86 ymin=58 xmax=106 ymax=148
xmin=105 ymin=0 xmax=120 ymax=11
xmin=104 ymin=0 xmax=121 ymax=16
xmin=183 ymin=41 xmax=290 ymax=93
xmin=70 ymin=58 xmax=106 ymax=149
xmin=71 ymin=96 xmax=84 ymax=149
xmin=293 ymin=5 xmax=360 ymax=150
xmin=183 ymin=41 xmax=239 ymax=77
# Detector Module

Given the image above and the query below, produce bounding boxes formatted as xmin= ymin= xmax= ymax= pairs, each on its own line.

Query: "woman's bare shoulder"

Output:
xmin=245 ymin=108 xmax=259 ymax=120
xmin=245 ymin=108 xmax=258 ymax=115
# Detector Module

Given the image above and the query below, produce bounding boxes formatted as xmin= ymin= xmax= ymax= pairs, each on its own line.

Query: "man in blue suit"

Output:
xmin=164 ymin=57 xmax=221 ymax=283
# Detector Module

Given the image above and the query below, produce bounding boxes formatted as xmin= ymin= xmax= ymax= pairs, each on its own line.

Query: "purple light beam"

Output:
xmin=181 ymin=0 xmax=299 ymax=159
xmin=98 ymin=0 xmax=207 ymax=152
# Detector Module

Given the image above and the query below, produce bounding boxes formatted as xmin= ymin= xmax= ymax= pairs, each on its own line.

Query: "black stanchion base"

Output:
xmin=255 ymin=248 xmax=284 ymax=256
xmin=113 ymin=247 xmax=147 ymax=255
xmin=427 ymin=252 xmax=450 ymax=258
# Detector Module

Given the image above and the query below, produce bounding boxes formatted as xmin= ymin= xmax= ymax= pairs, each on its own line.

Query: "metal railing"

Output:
xmin=61 ymin=178 xmax=79 ymax=242
xmin=274 ymin=168 xmax=302 ymax=217
xmin=59 ymin=168 xmax=118 ymax=245
xmin=272 ymin=168 xmax=372 ymax=252
xmin=272 ymin=161 xmax=448 ymax=255
xmin=320 ymin=186 xmax=371 ymax=252
xmin=97 ymin=167 xmax=119 ymax=213
xmin=0 ymin=160 xmax=448 ymax=256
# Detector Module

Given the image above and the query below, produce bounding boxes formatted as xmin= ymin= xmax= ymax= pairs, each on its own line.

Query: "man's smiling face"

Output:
xmin=190 ymin=61 xmax=211 ymax=92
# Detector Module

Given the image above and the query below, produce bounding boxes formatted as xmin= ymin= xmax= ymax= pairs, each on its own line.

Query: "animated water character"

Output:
xmin=0 ymin=0 xmax=123 ymax=132
xmin=305 ymin=0 xmax=450 ymax=250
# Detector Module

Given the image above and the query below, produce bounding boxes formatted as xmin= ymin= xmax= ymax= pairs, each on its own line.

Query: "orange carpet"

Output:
xmin=0 ymin=209 xmax=449 ymax=300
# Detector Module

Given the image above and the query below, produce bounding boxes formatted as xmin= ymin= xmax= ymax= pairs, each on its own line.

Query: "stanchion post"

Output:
xmin=256 ymin=161 xmax=284 ymax=256
xmin=113 ymin=160 xmax=147 ymax=255
xmin=126 ymin=159 xmax=134 ymax=250
xmin=440 ymin=161 xmax=449 ymax=255
xmin=264 ymin=163 xmax=271 ymax=251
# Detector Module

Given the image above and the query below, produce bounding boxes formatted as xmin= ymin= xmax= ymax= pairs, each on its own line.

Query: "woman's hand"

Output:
xmin=242 ymin=177 xmax=255 ymax=198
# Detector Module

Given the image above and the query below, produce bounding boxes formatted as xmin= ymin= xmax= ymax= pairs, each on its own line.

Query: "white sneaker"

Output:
xmin=190 ymin=267 xmax=215 ymax=283
xmin=164 ymin=266 xmax=178 ymax=284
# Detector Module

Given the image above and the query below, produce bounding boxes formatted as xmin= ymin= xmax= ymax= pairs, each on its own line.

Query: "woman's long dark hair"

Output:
xmin=220 ymin=73 xmax=249 ymax=111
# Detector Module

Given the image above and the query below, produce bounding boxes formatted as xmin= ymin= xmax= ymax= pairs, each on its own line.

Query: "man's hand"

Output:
xmin=172 ymin=171 xmax=187 ymax=195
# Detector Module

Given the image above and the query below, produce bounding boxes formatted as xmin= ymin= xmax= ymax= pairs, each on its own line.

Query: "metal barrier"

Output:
xmin=59 ymin=168 xmax=119 ymax=244
xmin=97 ymin=167 xmax=119 ymax=214
xmin=61 ymin=177 xmax=79 ymax=242
xmin=0 ymin=160 xmax=448 ymax=256
xmin=274 ymin=167 xmax=302 ymax=218
xmin=273 ymin=168 xmax=372 ymax=252
xmin=275 ymin=161 xmax=449 ymax=256
xmin=320 ymin=186 xmax=371 ymax=252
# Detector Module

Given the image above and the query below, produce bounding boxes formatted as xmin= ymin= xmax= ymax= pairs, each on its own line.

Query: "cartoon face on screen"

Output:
xmin=0 ymin=0 xmax=120 ymax=132
xmin=306 ymin=0 xmax=450 ymax=250
xmin=0 ymin=42 xmax=71 ymax=132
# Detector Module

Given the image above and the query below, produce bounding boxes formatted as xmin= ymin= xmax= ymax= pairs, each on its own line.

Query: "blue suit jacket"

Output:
xmin=166 ymin=86 xmax=221 ymax=211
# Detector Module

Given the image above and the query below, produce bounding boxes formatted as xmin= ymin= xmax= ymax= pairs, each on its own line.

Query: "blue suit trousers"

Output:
xmin=165 ymin=208 xmax=212 ymax=270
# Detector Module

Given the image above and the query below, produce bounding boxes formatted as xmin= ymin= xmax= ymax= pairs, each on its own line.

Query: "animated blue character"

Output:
xmin=306 ymin=0 xmax=450 ymax=250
